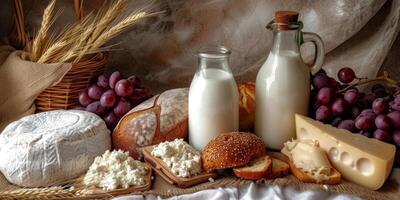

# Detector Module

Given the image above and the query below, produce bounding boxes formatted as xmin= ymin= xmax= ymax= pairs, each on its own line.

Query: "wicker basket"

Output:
xmin=35 ymin=52 xmax=108 ymax=112
xmin=10 ymin=0 xmax=108 ymax=113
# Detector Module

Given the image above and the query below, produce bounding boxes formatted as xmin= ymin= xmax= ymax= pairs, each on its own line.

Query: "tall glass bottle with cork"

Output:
xmin=255 ymin=11 xmax=325 ymax=149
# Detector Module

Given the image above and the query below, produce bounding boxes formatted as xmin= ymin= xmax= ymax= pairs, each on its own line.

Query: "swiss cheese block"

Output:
xmin=295 ymin=114 xmax=395 ymax=190
xmin=0 ymin=110 xmax=111 ymax=187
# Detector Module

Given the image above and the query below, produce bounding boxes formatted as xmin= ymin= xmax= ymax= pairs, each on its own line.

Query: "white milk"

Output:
xmin=189 ymin=68 xmax=239 ymax=151
xmin=255 ymin=50 xmax=310 ymax=150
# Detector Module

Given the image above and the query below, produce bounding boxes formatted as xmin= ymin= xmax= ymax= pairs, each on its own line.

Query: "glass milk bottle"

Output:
xmin=255 ymin=11 xmax=325 ymax=150
xmin=189 ymin=46 xmax=239 ymax=151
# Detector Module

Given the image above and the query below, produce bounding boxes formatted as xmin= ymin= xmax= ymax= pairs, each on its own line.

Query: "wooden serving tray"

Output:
xmin=73 ymin=163 xmax=152 ymax=196
xmin=142 ymin=145 xmax=218 ymax=188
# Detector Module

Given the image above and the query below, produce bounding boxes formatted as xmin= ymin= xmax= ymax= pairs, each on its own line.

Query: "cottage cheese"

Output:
xmin=151 ymin=139 xmax=201 ymax=178
xmin=84 ymin=150 xmax=148 ymax=191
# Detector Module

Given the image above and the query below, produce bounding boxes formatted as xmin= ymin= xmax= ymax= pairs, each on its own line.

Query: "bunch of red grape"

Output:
xmin=310 ymin=67 xmax=400 ymax=146
xmin=78 ymin=71 xmax=151 ymax=129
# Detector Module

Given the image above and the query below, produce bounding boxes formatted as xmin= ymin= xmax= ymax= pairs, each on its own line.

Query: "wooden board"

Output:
xmin=73 ymin=163 xmax=153 ymax=196
xmin=142 ymin=145 xmax=218 ymax=188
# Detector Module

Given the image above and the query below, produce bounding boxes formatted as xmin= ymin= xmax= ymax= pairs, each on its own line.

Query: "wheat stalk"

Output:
xmin=89 ymin=0 xmax=128 ymax=43
xmin=90 ymin=11 xmax=149 ymax=50
xmin=37 ymin=40 xmax=70 ymax=63
xmin=32 ymin=0 xmax=162 ymax=64
xmin=30 ymin=0 xmax=56 ymax=62
xmin=72 ymin=0 xmax=128 ymax=63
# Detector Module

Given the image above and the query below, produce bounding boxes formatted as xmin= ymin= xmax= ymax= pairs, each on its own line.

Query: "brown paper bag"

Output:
xmin=0 ymin=50 xmax=72 ymax=131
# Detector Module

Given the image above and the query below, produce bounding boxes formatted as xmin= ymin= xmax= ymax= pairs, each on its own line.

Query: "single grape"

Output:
xmin=388 ymin=111 xmax=400 ymax=129
xmin=372 ymin=98 xmax=388 ymax=114
xmin=109 ymin=71 xmax=123 ymax=89
xmin=317 ymin=87 xmax=336 ymax=105
xmin=87 ymin=85 xmax=104 ymax=100
xmin=373 ymin=129 xmax=390 ymax=142
xmin=355 ymin=114 xmax=376 ymax=131
xmin=375 ymin=115 xmax=391 ymax=131
xmin=351 ymin=106 xmax=362 ymax=119
xmin=104 ymin=112 xmax=118 ymax=129
xmin=390 ymin=101 xmax=400 ymax=111
xmin=332 ymin=98 xmax=348 ymax=116
xmin=86 ymin=101 xmax=105 ymax=116
xmin=371 ymin=84 xmax=385 ymax=93
xmin=360 ymin=109 xmax=375 ymax=116
xmin=127 ymin=75 xmax=142 ymax=88
xmin=344 ymin=89 xmax=359 ymax=105
xmin=312 ymin=75 xmax=333 ymax=89
xmin=338 ymin=67 xmax=356 ymax=84
xmin=374 ymin=89 xmax=387 ymax=98
xmin=331 ymin=117 xmax=343 ymax=127
xmin=316 ymin=105 xmax=332 ymax=122
xmin=393 ymin=131 xmax=400 ymax=146
xmin=78 ymin=90 xmax=93 ymax=107
xmin=97 ymin=74 xmax=110 ymax=89
xmin=100 ymin=90 xmax=117 ymax=108
xmin=338 ymin=120 xmax=356 ymax=132
xmin=394 ymin=94 xmax=400 ymax=104
xmin=115 ymin=79 xmax=133 ymax=97
xmin=114 ymin=98 xmax=132 ymax=118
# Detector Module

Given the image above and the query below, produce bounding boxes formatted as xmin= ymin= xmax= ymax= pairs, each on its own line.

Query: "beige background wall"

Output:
xmin=1 ymin=0 xmax=399 ymax=91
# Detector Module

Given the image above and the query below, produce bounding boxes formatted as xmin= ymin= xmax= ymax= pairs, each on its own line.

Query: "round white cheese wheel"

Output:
xmin=0 ymin=110 xmax=111 ymax=187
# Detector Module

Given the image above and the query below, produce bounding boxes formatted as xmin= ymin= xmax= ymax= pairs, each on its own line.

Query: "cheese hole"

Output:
xmin=329 ymin=147 xmax=339 ymax=161
xmin=356 ymin=158 xmax=374 ymax=176
xmin=339 ymin=152 xmax=353 ymax=165
xmin=299 ymin=128 xmax=308 ymax=137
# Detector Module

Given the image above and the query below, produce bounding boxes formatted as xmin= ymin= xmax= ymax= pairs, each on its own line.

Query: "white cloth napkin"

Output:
xmin=114 ymin=169 xmax=400 ymax=200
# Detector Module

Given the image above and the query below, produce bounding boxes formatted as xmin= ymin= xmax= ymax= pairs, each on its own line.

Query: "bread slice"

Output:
xmin=267 ymin=158 xmax=290 ymax=179
xmin=288 ymin=159 xmax=341 ymax=184
xmin=233 ymin=155 xmax=272 ymax=180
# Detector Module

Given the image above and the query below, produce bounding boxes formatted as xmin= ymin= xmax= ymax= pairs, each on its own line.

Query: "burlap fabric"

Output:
xmin=0 ymin=170 xmax=398 ymax=200
xmin=0 ymin=50 xmax=71 ymax=131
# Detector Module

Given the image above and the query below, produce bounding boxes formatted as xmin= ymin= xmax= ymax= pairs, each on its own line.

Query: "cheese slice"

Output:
xmin=0 ymin=110 xmax=111 ymax=187
xmin=295 ymin=114 xmax=395 ymax=190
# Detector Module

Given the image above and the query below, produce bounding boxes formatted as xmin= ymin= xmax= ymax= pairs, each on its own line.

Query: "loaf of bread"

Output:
xmin=201 ymin=132 xmax=266 ymax=173
xmin=239 ymin=82 xmax=255 ymax=131
xmin=113 ymin=88 xmax=189 ymax=159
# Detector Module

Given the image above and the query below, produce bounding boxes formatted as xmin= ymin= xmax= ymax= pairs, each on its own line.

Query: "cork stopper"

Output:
xmin=274 ymin=11 xmax=299 ymax=30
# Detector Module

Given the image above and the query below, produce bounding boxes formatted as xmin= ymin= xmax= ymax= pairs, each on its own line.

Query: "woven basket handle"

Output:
xmin=10 ymin=0 xmax=84 ymax=49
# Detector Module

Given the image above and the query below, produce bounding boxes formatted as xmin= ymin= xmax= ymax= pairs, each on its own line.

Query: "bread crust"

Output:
xmin=239 ymin=82 xmax=255 ymax=131
xmin=201 ymin=132 xmax=266 ymax=173
xmin=233 ymin=155 xmax=272 ymax=180
xmin=288 ymin=159 xmax=341 ymax=184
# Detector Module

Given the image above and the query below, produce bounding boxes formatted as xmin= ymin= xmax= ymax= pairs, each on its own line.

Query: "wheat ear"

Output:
xmin=90 ymin=12 xmax=149 ymax=50
xmin=30 ymin=0 xmax=56 ymax=62
xmin=89 ymin=0 xmax=128 ymax=42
